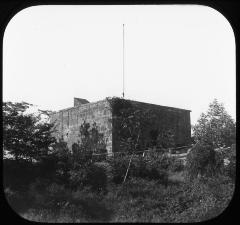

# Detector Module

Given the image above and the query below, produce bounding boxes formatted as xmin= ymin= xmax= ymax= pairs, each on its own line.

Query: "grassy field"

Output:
xmin=5 ymin=145 xmax=235 ymax=223
xmin=13 ymin=171 xmax=234 ymax=223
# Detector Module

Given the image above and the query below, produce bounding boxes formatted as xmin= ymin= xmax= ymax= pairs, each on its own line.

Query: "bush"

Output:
xmin=108 ymin=152 xmax=169 ymax=184
xmin=69 ymin=162 xmax=108 ymax=193
xmin=85 ymin=164 xmax=108 ymax=193
xmin=172 ymin=175 xmax=235 ymax=222
xmin=185 ymin=142 xmax=222 ymax=180
xmin=222 ymin=145 xmax=236 ymax=181
xmin=140 ymin=151 xmax=170 ymax=184
xmin=68 ymin=122 xmax=109 ymax=190
xmin=94 ymin=161 xmax=113 ymax=181
xmin=108 ymin=155 xmax=129 ymax=184
xmin=69 ymin=167 xmax=88 ymax=190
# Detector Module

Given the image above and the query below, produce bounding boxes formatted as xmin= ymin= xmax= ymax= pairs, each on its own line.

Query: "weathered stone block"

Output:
xmin=49 ymin=98 xmax=191 ymax=155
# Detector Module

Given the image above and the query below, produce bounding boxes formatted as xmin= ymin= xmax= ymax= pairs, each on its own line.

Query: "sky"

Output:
xmin=3 ymin=5 xmax=236 ymax=125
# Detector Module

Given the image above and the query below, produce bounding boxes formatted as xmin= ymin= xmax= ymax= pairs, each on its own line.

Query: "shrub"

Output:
xmin=173 ymin=175 xmax=235 ymax=222
xmin=69 ymin=167 xmax=88 ymax=190
xmin=85 ymin=164 xmax=108 ymax=193
xmin=142 ymin=151 xmax=170 ymax=184
xmin=108 ymin=152 xmax=169 ymax=184
xmin=185 ymin=142 xmax=222 ymax=180
xmin=108 ymin=155 xmax=129 ymax=184
xmin=68 ymin=121 xmax=108 ymax=190
xmin=94 ymin=161 xmax=113 ymax=182
xmin=69 ymin=162 xmax=108 ymax=193
xmin=221 ymin=145 xmax=236 ymax=181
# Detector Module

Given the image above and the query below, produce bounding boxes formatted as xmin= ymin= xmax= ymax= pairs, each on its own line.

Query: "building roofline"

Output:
xmin=50 ymin=97 xmax=191 ymax=115
xmin=129 ymin=99 xmax=191 ymax=112
xmin=51 ymin=99 xmax=109 ymax=114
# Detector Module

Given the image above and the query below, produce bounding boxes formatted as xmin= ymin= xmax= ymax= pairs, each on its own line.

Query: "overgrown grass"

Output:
xmin=6 ymin=172 xmax=234 ymax=223
xmin=4 ymin=146 xmax=235 ymax=222
xmin=168 ymin=171 xmax=185 ymax=183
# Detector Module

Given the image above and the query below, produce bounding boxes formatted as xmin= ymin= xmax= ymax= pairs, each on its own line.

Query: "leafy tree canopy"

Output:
xmin=3 ymin=101 xmax=56 ymax=162
xmin=192 ymin=99 xmax=235 ymax=148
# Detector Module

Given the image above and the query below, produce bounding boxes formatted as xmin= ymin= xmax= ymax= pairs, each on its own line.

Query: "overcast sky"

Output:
xmin=3 ymin=5 xmax=236 ymax=125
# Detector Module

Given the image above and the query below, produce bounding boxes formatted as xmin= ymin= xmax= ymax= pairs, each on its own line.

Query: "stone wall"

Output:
xmin=130 ymin=100 xmax=191 ymax=147
xmin=112 ymin=100 xmax=191 ymax=152
xmin=50 ymin=98 xmax=191 ymax=155
xmin=50 ymin=99 xmax=113 ymax=154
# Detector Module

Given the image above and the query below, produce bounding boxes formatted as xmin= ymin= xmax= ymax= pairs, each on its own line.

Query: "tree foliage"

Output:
xmin=3 ymin=101 xmax=56 ymax=161
xmin=68 ymin=121 xmax=108 ymax=191
xmin=192 ymin=99 xmax=235 ymax=148
xmin=76 ymin=121 xmax=107 ymax=154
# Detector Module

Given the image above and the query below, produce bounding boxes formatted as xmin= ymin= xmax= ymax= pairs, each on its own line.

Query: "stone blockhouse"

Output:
xmin=50 ymin=97 xmax=191 ymax=155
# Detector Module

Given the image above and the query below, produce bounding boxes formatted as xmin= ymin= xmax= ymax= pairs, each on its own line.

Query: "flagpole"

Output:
xmin=122 ymin=23 xmax=125 ymax=98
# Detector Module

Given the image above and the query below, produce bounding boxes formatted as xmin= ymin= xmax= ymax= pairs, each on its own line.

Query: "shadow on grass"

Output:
xmin=5 ymin=188 xmax=115 ymax=222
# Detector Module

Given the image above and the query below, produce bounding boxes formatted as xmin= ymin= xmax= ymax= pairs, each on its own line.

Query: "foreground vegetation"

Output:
xmin=4 ymin=144 xmax=235 ymax=223
xmin=3 ymin=99 xmax=236 ymax=222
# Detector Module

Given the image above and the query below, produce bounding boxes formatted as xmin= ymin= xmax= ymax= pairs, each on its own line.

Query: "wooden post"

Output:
xmin=123 ymin=152 xmax=134 ymax=183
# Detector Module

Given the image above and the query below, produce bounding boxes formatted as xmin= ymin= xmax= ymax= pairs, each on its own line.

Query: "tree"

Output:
xmin=77 ymin=121 xmax=107 ymax=154
xmin=192 ymin=99 xmax=235 ymax=148
xmin=3 ymin=101 xmax=56 ymax=162
xmin=69 ymin=121 xmax=108 ymax=190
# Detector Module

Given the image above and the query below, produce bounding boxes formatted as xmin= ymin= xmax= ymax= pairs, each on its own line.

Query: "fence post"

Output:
xmin=123 ymin=153 xmax=134 ymax=183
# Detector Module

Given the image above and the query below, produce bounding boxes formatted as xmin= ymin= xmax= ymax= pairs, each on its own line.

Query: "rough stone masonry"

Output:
xmin=50 ymin=97 xmax=191 ymax=155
